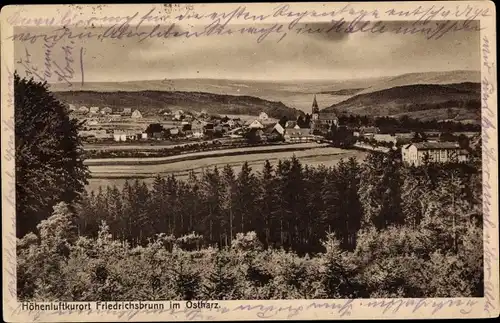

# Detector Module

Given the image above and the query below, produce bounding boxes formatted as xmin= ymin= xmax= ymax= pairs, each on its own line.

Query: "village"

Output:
xmin=68 ymin=95 xmax=480 ymax=167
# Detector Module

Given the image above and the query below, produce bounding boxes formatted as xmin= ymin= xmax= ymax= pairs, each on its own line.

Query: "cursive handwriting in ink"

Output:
xmin=16 ymin=47 xmax=45 ymax=81
xmin=15 ymin=43 xmax=85 ymax=87
xmin=52 ymin=42 xmax=75 ymax=86
xmin=482 ymin=36 xmax=495 ymax=74
xmin=480 ymin=34 xmax=497 ymax=317
xmin=79 ymin=47 xmax=85 ymax=86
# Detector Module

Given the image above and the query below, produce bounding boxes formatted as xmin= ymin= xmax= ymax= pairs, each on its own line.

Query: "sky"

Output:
xmin=12 ymin=20 xmax=481 ymax=84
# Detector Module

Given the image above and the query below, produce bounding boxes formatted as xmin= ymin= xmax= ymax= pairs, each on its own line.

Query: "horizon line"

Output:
xmin=47 ymin=69 xmax=481 ymax=85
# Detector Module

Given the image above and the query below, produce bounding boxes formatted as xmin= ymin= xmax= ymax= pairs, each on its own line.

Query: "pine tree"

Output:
xmin=222 ymin=165 xmax=237 ymax=246
xmin=235 ymin=162 xmax=257 ymax=235
xmin=202 ymin=250 xmax=240 ymax=300
xmin=201 ymin=167 xmax=224 ymax=244
xmin=107 ymin=185 xmax=124 ymax=240
xmin=121 ymin=181 xmax=135 ymax=242
xmin=258 ymin=160 xmax=278 ymax=248
xmin=151 ymin=175 xmax=167 ymax=234
xmin=287 ymin=156 xmax=306 ymax=249
xmin=304 ymin=165 xmax=328 ymax=251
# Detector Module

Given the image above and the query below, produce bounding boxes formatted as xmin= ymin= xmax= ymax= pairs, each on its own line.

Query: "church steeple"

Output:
xmin=312 ymin=94 xmax=319 ymax=114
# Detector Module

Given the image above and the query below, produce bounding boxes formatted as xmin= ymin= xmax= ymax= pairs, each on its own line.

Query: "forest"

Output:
xmin=17 ymin=153 xmax=484 ymax=301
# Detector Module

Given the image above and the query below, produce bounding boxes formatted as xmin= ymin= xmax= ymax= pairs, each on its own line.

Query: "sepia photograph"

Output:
xmin=2 ymin=2 xmax=498 ymax=321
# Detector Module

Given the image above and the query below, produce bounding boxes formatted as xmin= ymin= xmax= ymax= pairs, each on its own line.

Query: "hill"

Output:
xmin=49 ymin=70 xmax=481 ymax=113
xmin=52 ymin=90 xmax=304 ymax=119
xmin=357 ymin=70 xmax=480 ymax=95
xmin=318 ymin=88 xmax=365 ymax=96
xmin=323 ymin=82 xmax=481 ymax=123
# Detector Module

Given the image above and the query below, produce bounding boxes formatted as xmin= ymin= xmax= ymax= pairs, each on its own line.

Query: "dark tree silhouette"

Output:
xmin=14 ymin=73 xmax=89 ymax=237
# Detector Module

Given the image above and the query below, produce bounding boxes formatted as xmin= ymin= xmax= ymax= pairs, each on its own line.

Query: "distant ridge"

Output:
xmin=323 ymin=82 xmax=481 ymax=123
xmin=357 ymin=70 xmax=480 ymax=94
xmin=53 ymin=90 xmax=304 ymax=119
xmin=49 ymin=70 xmax=481 ymax=116
xmin=49 ymin=70 xmax=480 ymax=95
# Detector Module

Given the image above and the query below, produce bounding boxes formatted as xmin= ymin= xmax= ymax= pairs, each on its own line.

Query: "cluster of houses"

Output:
xmin=106 ymin=110 xmax=320 ymax=143
xmin=68 ymin=104 xmax=143 ymax=120
xmin=74 ymin=96 xmax=476 ymax=167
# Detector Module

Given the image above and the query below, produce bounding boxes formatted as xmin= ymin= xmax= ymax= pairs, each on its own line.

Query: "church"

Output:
xmin=310 ymin=94 xmax=338 ymax=135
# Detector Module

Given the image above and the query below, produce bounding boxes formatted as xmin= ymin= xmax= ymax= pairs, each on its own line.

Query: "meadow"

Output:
xmin=86 ymin=147 xmax=368 ymax=191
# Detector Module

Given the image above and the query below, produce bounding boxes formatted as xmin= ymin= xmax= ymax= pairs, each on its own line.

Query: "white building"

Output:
xmin=131 ymin=109 xmax=143 ymax=119
xmin=248 ymin=119 xmax=264 ymax=129
xmin=101 ymin=107 xmax=112 ymax=115
xmin=79 ymin=106 xmax=89 ymax=114
xmin=89 ymin=106 xmax=100 ymax=114
xmin=401 ymin=142 xmax=469 ymax=166
xmin=373 ymin=134 xmax=397 ymax=144
xmin=273 ymin=122 xmax=285 ymax=135
xmin=113 ymin=134 xmax=127 ymax=142
xmin=258 ymin=112 xmax=269 ymax=121
xmin=284 ymin=129 xmax=316 ymax=143
xmin=87 ymin=119 xmax=99 ymax=126
xmin=173 ymin=110 xmax=184 ymax=121
xmin=285 ymin=120 xmax=301 ymax=129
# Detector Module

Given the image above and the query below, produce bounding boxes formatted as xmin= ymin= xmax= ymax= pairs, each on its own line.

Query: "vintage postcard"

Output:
xmin=1 ymin=1 xmax=499 ymax=321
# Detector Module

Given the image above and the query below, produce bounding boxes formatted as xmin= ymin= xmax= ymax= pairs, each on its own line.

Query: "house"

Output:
xmin=182 ymin=124 xmax=193 ymax=136
xmin=248 ymin=119 xmax=264 ymax=129
xmin=401 ymin=142 xmax=470 ymax=166
xmin=131 ymin=109 xmax=142 ymax=119
xmin=141 ymin=133 xmax=148 ymax=139
xmin=360 ymin=126 xmax=380 ymax=136
xmin=316 ymin=113 xmax=339 ymax=126
xmin=101 ymin=107 xmax=112 ymax=115
xmin=191 ymin=119 xmax=204 ymax=137
xmin=173 ymin=110 xmax=184 ymax=121
xmin=68 ymin=104 xmax=77 ymax=111
xmin=259 ymin=112 xmax=269 ymax=121
xmin=86 ymin=119 xmax=99 ymax=126
xmin=264 ymin=123 xmax=284 ymax=142
xmin=285 ymin=120 xmax=300 ymax=129
xmin=78 ymin=106 xmax=89 ymax=114
xmin=109 ymin=114 xmax=121 ymax=121
xmin=225 ymin=119 xmax=237 ymax=128
xmin=272 ymin=122 xmax=285 ymax=136
xmin=145 ymin=123 xmax=165 ymax=139
xmin=199 ymin=109 xmax=208 ymax=118
xmin=122 ymin=108 xmax=132 ymax=115
xmin=113 ymin=133 xmax=127 ymax=142
xmin=169 ymin=128 xmax=180 ymax=136
xmin=373 ymin=134 xmax=397 ymax=144
xmin=89 ymin=106 xmax=100 ymax=114
xmin=284 ymin=128 xmax=316 ymax=143
xmin=204 ymin=122 xmax=215 ymax=133
xmin=128 ymin=133 xmax=141 ymax=140
xmin=227 ymin=127 xmax=244 ymax=137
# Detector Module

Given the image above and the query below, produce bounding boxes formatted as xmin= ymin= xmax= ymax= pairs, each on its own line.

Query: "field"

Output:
xmin=86 ymin=146 xmax=368 ymax=191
